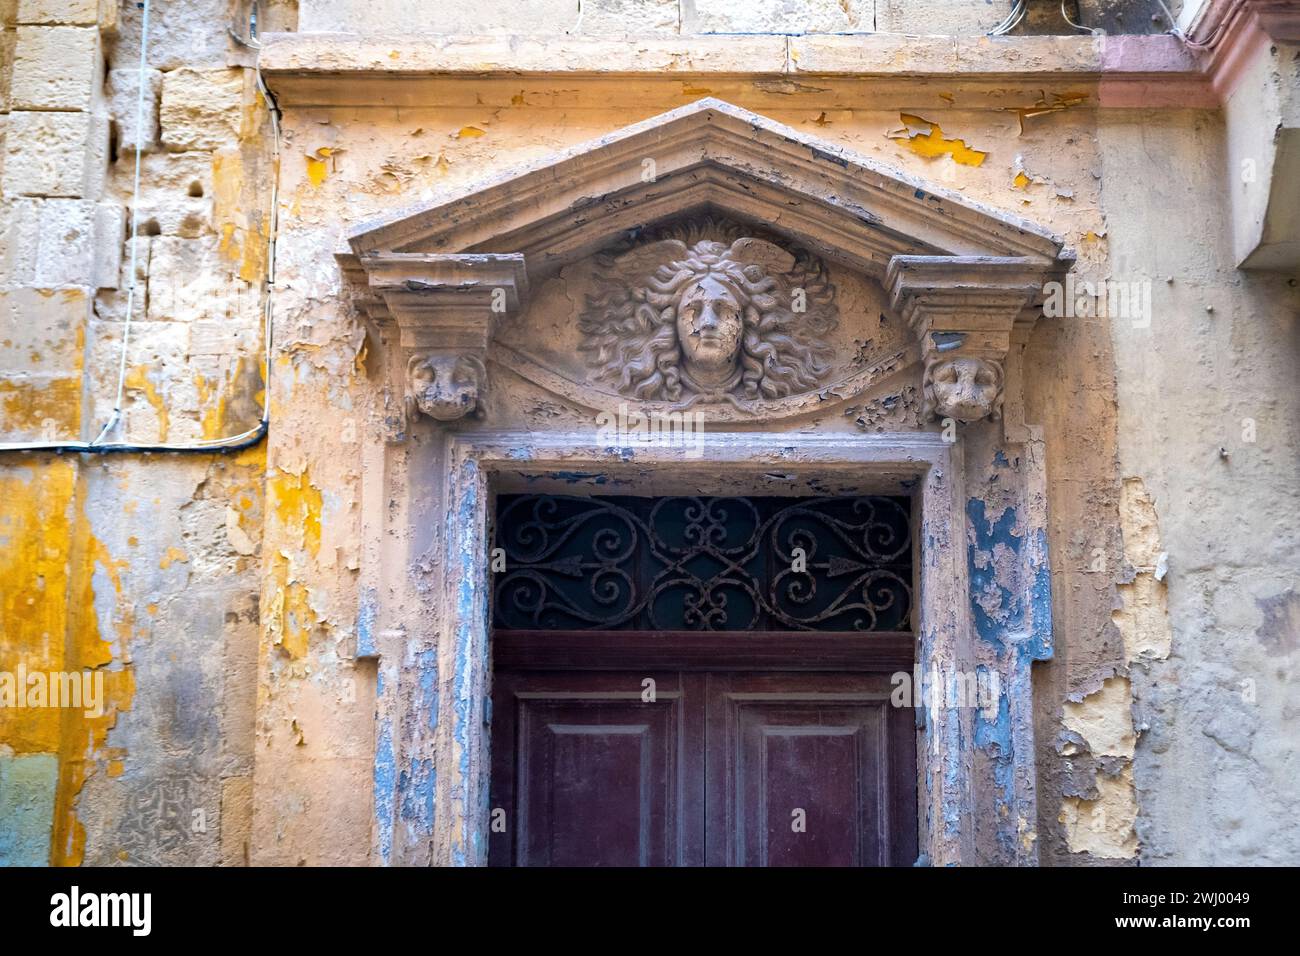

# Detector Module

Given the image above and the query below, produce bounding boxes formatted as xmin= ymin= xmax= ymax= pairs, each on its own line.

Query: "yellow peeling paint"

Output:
xmin=213 ymin=150 xmax=270 ymax=283
xmin=1063 ymin=676 xmax=1136 ymax=758
xmin=125 ymin=366 xmax=169 ymax=441
xmin=1013 ymin=170 xmax=1032 ymax=189
xmin=0 ymin=377 xmax=82 ymax=435
xmin=1115 ymin=477 xmax=1172 ymax=662
xmin=194 ymin=358 xmax=246 ymax=441
xmin=456 ymin=126 xmax=486 ymax=139
xmin=278 ymin=581 xmax=315 ymax=660
xmin=888 ymin=113 xmax=987 ymax=166
xmin=159 ymin=547 xmax=189 ymax=570
xmin=305 ymin=147 xmax=336 ymax=188
xmin=269 ymin=468 xmax=323 ymax=558
xmin=0 ymin=460 xmax=135 ymax=865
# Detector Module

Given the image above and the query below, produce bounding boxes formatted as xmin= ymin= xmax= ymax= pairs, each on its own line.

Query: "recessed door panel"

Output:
xmin=490 ymin=671 xmax=705 ymax=867
xmin=707 ymin=673 xmax=909 ymax=867
xmin=490 ymin=667 xmax=916 ymax=867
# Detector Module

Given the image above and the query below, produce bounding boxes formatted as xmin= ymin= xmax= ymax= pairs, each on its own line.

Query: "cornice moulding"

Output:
xmin=259 ymin=32 xmax=1217 ymax=109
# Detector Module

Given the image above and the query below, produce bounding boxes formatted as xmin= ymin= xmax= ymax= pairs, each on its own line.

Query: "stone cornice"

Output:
xmin=1186 ymin=0 xmax=1300 ymax=99
xmin=259 ymin=32 xmax=1215 ymax=109
xmin=345 ymin=98 xmax=1070 ymax=278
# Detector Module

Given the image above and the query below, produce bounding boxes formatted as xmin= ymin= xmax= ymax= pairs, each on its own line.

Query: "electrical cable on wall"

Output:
xmin=988 ymin=1 xmax=1028 ymax=36
xmin=0 ymin=2 xmax=280 ymax=455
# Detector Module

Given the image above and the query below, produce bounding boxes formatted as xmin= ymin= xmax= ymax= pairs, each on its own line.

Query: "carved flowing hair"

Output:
xmin=579 ymin=229 xmax=838 ymax=403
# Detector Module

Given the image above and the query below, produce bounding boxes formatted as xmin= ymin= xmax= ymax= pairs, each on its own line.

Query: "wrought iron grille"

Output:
xmin=492 ymin=495 xmax=913 ymax=632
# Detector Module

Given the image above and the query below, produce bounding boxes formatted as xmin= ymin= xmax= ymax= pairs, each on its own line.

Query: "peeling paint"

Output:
xmin=888 ymin=113 xmax=987 ymax=166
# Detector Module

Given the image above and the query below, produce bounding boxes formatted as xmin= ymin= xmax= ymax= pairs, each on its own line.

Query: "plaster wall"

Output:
xmin=245 ymin=83 xmax=1117 ymax=865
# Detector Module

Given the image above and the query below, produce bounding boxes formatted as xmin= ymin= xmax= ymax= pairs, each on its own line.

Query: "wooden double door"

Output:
xmin=488 ymin=634 xmax=918 ymax=867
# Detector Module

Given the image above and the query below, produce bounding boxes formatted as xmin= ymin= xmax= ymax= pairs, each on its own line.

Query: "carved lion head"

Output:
xmin=404 ymin=354 xmax=486 ymax=423
xmin=922 ymin=355 xmax=1004 ymax=423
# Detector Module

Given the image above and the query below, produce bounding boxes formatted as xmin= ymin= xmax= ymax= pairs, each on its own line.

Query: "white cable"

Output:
xmin=0 ymin=7 xmax=280 ymax=454
xmin=1061 ymin=2 xmax=1093 ymax=34
xmin=90 ymin=0 xmax=151 ymax=445
xmin=988 ymin=1 xmax=1027 ymax=37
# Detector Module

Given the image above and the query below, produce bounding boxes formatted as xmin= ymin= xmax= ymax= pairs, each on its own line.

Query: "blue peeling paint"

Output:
xmin=966 ymin=498 xmax=1022 ymax=652
xmin=942 ymin=720 xmax=964 ymax=838
xmin=373 ymin=719 xmax=397 ymax=864
xmin=355 ymin=587 xmax=378 ymax=659
xmin=450 ymin=459 xmax=485 ymax=863
xmin=398 ymin=758 xmax=436 ymax=831
xmin=974 ymin=682 xmax=1013 ymax=792
xmin=973 ymin=677 xmax=1016 ymax=853
xmin=0 ymin=753 xmax=58 ymax=866
xmin=417 ymin=648 xmax=439 ymax=730
xmin=1027 ymin=528 xmax=1054 ymax=661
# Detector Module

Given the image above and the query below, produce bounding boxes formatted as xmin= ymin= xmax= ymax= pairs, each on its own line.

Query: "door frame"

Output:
xmin=431 ymin=429 xmax=973 ymax=866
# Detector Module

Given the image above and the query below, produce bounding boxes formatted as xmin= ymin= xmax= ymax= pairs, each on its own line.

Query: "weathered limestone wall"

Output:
xmin=1 ymin=0 xmax=1295 ymax=868
xmin=256 ymin=78 xmax=1112 ymax=864
xmin=1100 ymin=106 xmax=1300 ymax=864
xmin=0 ymin=0 xmax=282 ymax=865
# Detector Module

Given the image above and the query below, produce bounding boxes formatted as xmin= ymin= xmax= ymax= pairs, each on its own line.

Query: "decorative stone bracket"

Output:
xmin=886 ymin=255 xmax=1064 ymax=424
xmin=339 ymin=252 xmax=529 ymax=431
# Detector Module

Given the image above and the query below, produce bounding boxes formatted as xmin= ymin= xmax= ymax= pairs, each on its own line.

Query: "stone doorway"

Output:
xmin=340 ymin=99 xmax=1067 ymax=865
xmin=487 ymin=491 xmax=918 ymax=866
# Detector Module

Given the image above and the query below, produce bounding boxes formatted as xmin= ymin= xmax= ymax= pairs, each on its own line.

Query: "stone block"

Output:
xmin=687 ymin=0 xmax=874 ymax=33
xmin=15 ymin=0 xmax=100 ymax=24
xmin=0 ymin=197 xmax=122 ymax=287
xmin=159 ymin=68 xmax=245 ymax=152
xmin=10 ymin=25 xmax=102 ymax=111
xmin=146 ymin=235 xmax=248 ymax=322
xmin=124 ymin=153 xmax=215 ymax=238
xmin=578 ymin=0 xmax=680 ymax=35
xmin=115 ymin=0 xmax=234 ymax=71
xmin=875 ymin=0 xmax=1004 ymax=34
xmin=0 ymin=30 xmax=16 ymax=114
xmin=0 ymin=285 xmax=92 ymax=377
xmin=2 ymin=110 xmax=109 ymax=199
xmin=297 ymin=0 xmax=580 ymax=34
xmin=107 ymin=67 xmax=163 ymax=154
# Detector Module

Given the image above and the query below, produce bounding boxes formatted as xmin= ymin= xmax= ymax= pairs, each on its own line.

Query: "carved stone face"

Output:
xmin=675 ymin=276 xmax=744 ymax=381
xmin=925 ymin=356 xmax=1003 ymax=423
xmin=578 ymin=223 xmax=839 ymax=404
xmin=405 ymin=354 xmax=485 ymax=423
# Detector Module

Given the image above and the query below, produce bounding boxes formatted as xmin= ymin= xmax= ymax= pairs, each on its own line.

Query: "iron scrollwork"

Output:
xmin=492 ymin=494 xmax=913 ymax=632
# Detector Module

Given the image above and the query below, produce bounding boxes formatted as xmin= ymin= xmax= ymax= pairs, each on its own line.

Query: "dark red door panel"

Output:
xmin=705 ymin=673 xmax=918 ymax=867
xmin=489 ymin=672 xmax=705 ymax=867
xmin=490 ymin=666 xmax=916 ymax=867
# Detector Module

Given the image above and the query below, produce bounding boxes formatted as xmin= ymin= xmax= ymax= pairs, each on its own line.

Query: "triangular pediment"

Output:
xmin=347 ymin=98 xmax=1071 ymax=281
xmin=344 ymin=99 xmax=1076 ymax=435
